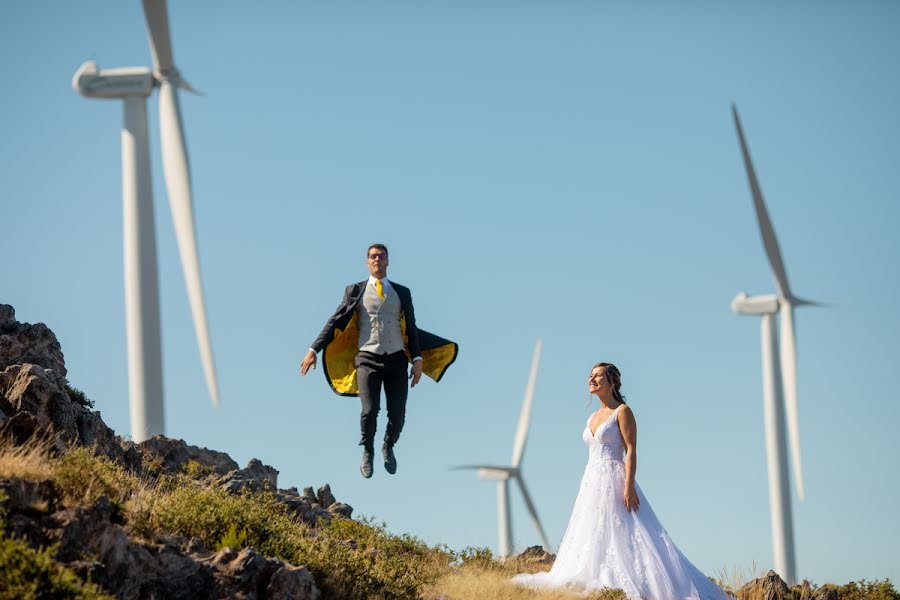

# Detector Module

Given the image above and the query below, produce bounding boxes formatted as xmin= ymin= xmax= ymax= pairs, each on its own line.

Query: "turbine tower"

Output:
xmin=72 ymin=0 xmax=219 ymax=442
xmin=454 ymin=339 xmax=551 ymax=560
xmin=730 ymin=104 xmax=822 ymax=585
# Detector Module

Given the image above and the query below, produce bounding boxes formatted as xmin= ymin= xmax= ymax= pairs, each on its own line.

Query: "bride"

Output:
xmin=511 ymin=362 xmax=730 ymax=599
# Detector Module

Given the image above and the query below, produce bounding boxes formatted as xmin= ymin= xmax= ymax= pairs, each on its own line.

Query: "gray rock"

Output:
xmin=219 ymin=458 xmax=279 ymax=493
xmin=0 ymin=477 xmax=58 ymax=515
xmin=0 ymin=304 xmax=14 ymax=328
xmin=267 ymin=563 xmax=321 ymax=600
xmin=0 ymin=304 xmax=67 ymax=378
xmin=0 ymin=363 xmax=125 ymax=463
xmin=223 ymin=546 xmax=269 ymax=587
xmin=47 ymin=497 xmax=215 ymax=600
xmin=737 ymin=570 xmax=791 ymax=600
xmin=139 ymin=435 xmax=239 ymax=476
xmin=812 ymin=585 xmax=840 ymax=600
xmin=515 ymin=545 xmax=556 ymax=570
xmin=316 ymin=483 xmax=336 ymax=509
xmin=1 ymin=364 xmax=76 ymax=435
xmin=327 ymin=501 xmax=353 ymax=518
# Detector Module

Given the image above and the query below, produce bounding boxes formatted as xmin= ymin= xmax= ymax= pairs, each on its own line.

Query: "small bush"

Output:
xmin=215 ymin=523 xmax=249 ymax=551
xmin=182 ymin=459 xmax=216 ymax=480
xmin=832 ymin=579 xmax=900 ymax=600
xmin=456 ymin=546 xmax=499 ymax=571
xmin=64 ymin=385 xmax=93 ymax=409
xmin=305 ymin=515 xmax=451 ymax=599
xmin=51 ymin=447 xmax=140 ymax=509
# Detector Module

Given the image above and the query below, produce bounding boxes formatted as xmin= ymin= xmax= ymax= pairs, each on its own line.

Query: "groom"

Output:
xmin=299 ymin=244 xmax=457 ymax=478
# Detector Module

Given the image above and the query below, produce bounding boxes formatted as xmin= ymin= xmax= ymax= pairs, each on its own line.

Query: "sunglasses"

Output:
xmin=368 ymin=252 xmax=387 ymax=260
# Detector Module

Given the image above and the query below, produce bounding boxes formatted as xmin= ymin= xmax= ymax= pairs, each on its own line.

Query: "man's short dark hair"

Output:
xmin=367 ymin=243 xmax=388 ymax=257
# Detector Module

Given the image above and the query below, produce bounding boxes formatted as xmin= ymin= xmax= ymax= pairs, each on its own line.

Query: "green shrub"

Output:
xmin=51 ymin=447 xmax=140 ymax=509
xmin=135 ymin=480 xmax=302 ymax=558
xmin=456 ymin=546 xmax=500 ymax=571
xmin=64 ymin=385 xmax=93 ymax=409
xmin=0 ymin=528 xmax=113 ymax=600
xmin=831 ymin=579 xmax=900 ymax=600
xmin=215 ymin=523 xmax=249 ymax=551
xmin=293 ymin=515 xmax=450 ymax=600
xmin=181 ymin=459 xmax=216 ymax=479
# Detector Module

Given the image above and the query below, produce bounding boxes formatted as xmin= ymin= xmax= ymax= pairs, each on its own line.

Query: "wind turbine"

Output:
xmin=72 ymin=0 xmax=219 ymax=443
xmin=453 ymin=339 xmax=551 ymax=560
xmin=730 ymin=104 xmax=822 ymax=585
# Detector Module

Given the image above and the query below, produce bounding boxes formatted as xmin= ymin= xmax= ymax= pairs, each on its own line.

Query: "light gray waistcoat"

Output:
xmin=357 ymin=282 xmax=404 ymax=354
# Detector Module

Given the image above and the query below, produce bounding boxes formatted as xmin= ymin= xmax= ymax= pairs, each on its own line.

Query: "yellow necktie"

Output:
xmin=375 ymin=279 xmax=385 ymax=300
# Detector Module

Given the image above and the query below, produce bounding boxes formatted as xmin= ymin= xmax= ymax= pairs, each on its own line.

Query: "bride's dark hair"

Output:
xmin=593 ymin=362 xmax=626 ymax=404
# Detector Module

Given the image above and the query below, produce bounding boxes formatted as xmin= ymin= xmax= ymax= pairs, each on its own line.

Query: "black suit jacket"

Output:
xmin=310 ymin=280 xmax=457 ymax=396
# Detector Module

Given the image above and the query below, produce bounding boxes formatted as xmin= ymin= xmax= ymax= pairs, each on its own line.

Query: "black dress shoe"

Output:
xmin=383 ymin=444 xmax=397 ymax=474
xmin=360 ymin=448 xmax=374 ymax=479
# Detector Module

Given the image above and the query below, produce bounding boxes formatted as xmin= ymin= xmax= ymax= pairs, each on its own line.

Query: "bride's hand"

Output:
xmin=624 ymin=486 xmax=640 ymax=512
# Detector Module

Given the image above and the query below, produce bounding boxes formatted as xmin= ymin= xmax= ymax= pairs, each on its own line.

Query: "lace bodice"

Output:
xmin=583 ymin=405 xmax=625 ymax=464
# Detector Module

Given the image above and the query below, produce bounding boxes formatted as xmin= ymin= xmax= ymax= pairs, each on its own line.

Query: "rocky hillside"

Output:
xmin=0 ymin=304 xmax=351 ymax=599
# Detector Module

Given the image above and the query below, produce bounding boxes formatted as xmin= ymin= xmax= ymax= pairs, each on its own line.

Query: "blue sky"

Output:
xmin=2 ymin=0 xmax=899 ymax=585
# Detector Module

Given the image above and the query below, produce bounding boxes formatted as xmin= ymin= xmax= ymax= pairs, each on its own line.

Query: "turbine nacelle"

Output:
xmin=478 ymin=467 xmax=518 ymax=481
xmin=731 ymin=292 xmax=780 ymax=315
xmin=73 ymin=61 xmax=153 ymax=99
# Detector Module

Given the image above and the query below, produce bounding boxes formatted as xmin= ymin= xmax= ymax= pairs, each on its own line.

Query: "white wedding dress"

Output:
xmin=512 ymin=405 xmax=729 ymax=599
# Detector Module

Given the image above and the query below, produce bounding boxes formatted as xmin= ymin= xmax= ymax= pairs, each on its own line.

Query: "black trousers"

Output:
xmin=356 ymin=350 xmax=409 ymax=451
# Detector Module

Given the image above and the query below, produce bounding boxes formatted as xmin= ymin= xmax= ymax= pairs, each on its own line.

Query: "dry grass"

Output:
xmin=425 ymin=567 xmax=628 ymax=600
xmin=0 ymin=435 xmax=54 ymax=482
xmin=712 ymin=560 xmax=760 ymax=595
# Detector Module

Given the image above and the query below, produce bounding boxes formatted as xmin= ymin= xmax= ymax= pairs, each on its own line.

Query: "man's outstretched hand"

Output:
xmin=300 ymin=350 xmax=317 ymax=376
xmin=410 ymin=360 xmax=423 ymax=387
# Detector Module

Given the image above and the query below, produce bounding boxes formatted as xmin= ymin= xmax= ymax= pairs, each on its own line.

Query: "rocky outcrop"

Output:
xmin=0 ymin=304 xmax=348 ymax=599
xmin=139 ymin=435 xmax=240 ymax=477
xmin=515 ymin=545 xmax=556 ymax=570
xmin=219 ymin=458 xmax=278 ymax=493
xmin=0 ymin=304 xmax=67 ymax=377
xmin=736 ymin=571 xmax=791 ymax=599
xmin=1 ymin=487 xmax=320 ymax=600
xmin=1 ymin=360 xmax=127 ymax=464
xmin=0 ymin=305 xmax=127 ymax=464
xmin=735 ymin=571 xmax=842 ymax=600
xmin=210 ymin=546 xmax=320 ymax=600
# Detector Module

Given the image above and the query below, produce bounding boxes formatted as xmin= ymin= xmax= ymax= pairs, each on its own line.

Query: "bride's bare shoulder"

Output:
xmin=616 ymin=403 xmax=636 ymax=423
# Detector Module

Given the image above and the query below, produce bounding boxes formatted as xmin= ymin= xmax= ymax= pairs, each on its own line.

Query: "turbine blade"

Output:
xmin=515 ymin=476 xmax=552 ymax=551
xmin=158 ymin=80 xmax=219 ymax=407
xmin=732 ymin=104 xmax=793 ymax=299
xmin=793 ymin=297 xmax=831 ymax=308
xmin=779 ymin=300 xmax=805 ymax=500
xmin=141 ymin=0 xmax=176 ymax=75
xmin=512 ymin=339 xmax=542 ymax=468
